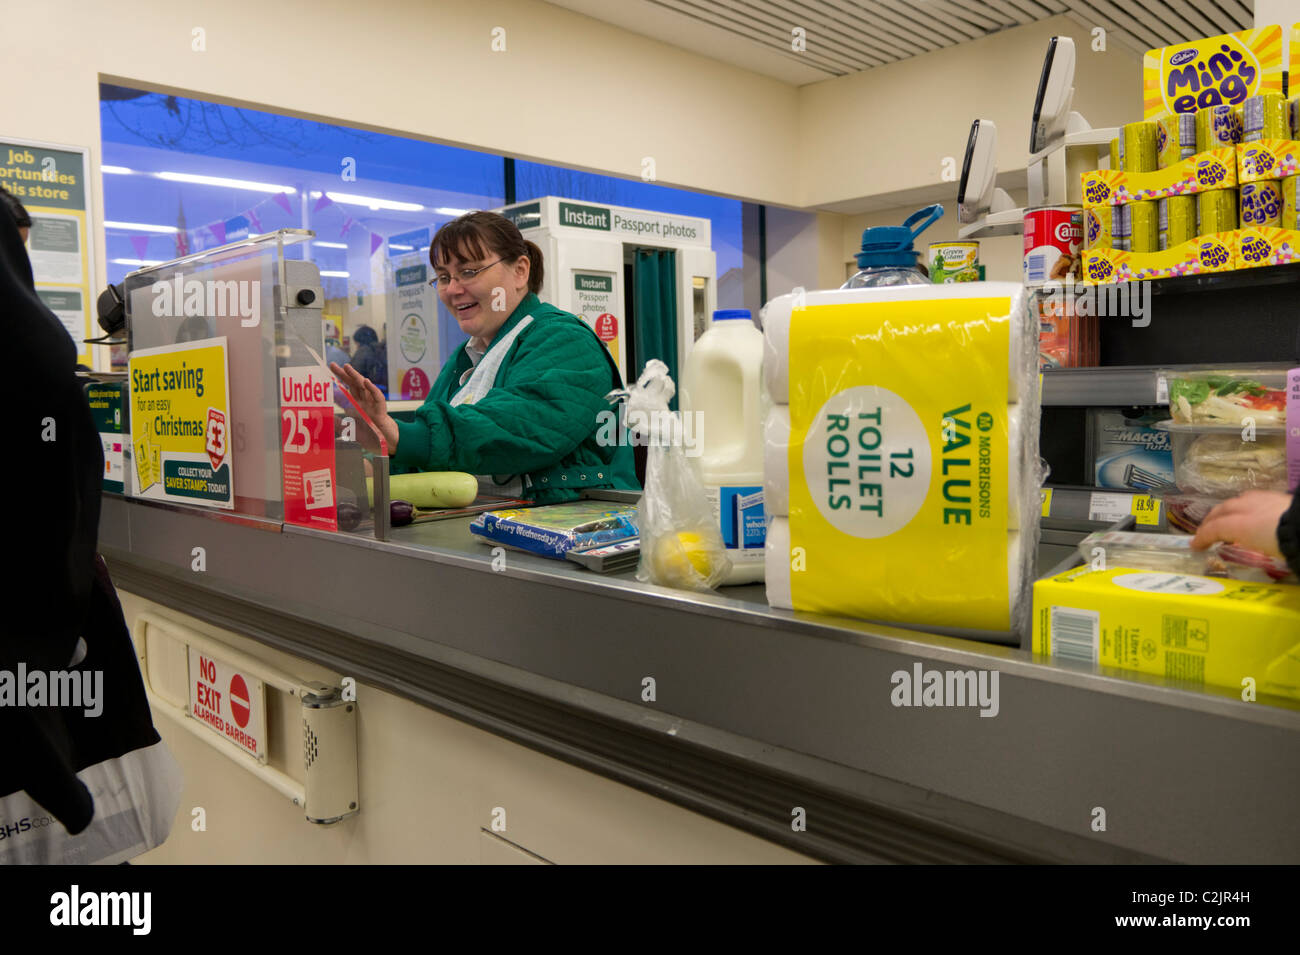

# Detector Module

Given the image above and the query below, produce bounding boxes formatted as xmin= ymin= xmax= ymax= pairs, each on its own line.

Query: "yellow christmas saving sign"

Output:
xmin=1142 ymin=26 xmax=1284 ymax=120
xmin=128 ymin=338 xmax=233 ymax=509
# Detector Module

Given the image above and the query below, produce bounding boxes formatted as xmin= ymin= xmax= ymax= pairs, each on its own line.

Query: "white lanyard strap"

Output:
xmin=449 ymin=315 xmax=534 ymax=407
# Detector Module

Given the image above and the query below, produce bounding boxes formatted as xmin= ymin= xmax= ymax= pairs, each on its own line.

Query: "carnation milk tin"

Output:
xmin=1024 ymin=206 xmax=1082 ymax=285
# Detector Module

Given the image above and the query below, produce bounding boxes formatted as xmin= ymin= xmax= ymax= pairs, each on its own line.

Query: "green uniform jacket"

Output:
xmin=392 ymin=292 xmax=640 ymax=505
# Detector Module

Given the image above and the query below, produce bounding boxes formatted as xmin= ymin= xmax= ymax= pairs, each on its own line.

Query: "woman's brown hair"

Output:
xmin=430 ymin=211 xmax=544 ymax=294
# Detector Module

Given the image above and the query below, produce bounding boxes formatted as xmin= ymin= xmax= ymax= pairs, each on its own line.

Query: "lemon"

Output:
xmin=652 ymin=530 xmax=717 ymax=586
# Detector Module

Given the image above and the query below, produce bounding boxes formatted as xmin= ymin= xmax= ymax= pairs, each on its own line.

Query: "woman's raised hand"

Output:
xmin=330 ymin=362 xmax=399 ymax=454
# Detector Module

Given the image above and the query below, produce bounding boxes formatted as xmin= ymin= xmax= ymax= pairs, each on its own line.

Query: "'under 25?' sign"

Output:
xmin=280 ymin=365 xmax=337 ymax=531
xmin=128 ymin=338 xmax=234 ymax=509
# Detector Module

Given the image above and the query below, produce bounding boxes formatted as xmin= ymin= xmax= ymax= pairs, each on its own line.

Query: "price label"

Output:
xmin=1040 ymin=487 xmax=1053 ymax=518
xmin=1130 ymin=494 xmax=1161 ymax=526
xmin=1088 ymin=491 xmax=1131 ymax=524
xmin=1155 ymin=374 xmax=1169 ymax=405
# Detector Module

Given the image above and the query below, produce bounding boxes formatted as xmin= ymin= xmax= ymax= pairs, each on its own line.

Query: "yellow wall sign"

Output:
xmin=2 ymin=138 xmax=96 ymax=368
xmin=1143 ymin=27 xmax=1284 ymax=120
xmin=128 ymin=338 xmax=233 ymax=509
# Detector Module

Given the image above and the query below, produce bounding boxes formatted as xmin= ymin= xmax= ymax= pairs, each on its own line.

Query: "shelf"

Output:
xmin=1040 ymin=484 xmax=1167 ymax=531
xmin=1093 ymin=262 xmax=1300 ymax=366
xmin=1143 ymin=260 xmax=1300 ymax=297
xmin=1041 ymin=365 xmax=1160 ymax=406
xmin=1040 ymin=361 xmax=1296 ymax=407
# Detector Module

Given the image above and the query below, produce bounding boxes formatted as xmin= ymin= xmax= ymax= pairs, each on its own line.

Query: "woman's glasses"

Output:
xmin=430 ymin=258 xmax=507 ymax=288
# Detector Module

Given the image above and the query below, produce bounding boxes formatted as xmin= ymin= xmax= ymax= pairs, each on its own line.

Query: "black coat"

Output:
xmin=0 ymin=210 xmax=111 ymax=832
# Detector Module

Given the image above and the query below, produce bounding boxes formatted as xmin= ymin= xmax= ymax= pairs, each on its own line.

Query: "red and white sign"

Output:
xmin=205 ymin=408 xmax=227 ymax=471
xmin=229 ymin=673 xmax=251 ymax=728
xmin=594 ymin=313 xmax=618 ymax=343
xmin=401 ymin=367 xmax=430 ymax=400
xmin=187 ymin=646 xmax=265 ymax=759
xmin=280 ymin=366 xmax=338 ymax=532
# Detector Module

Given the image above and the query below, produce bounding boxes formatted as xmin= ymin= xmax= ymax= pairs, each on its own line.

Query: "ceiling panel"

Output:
xmin=545 ymin=0 xmax=1257 ymax=84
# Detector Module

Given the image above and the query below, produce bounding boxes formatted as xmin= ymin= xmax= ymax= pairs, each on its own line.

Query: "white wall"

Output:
xmin=7 ymin=0 xmax=800 ymax=299
xmin=797 ymin=14 xmax=1142 ymax=211
xmin=121 ymin=593 xmax=817 ymax=864
xmin=759 ymin=208 xmax=852 ymax=299
xmin=8 ymin=2 xmax=1154 ymax=325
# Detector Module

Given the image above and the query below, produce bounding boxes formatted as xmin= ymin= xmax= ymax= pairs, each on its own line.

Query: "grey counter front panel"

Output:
xmin=99 ymin=495 xmax=1300 ymax=864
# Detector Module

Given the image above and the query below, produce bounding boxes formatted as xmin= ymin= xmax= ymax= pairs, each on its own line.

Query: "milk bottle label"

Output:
xmin=707 ymin=485 xmax=766 ymax=562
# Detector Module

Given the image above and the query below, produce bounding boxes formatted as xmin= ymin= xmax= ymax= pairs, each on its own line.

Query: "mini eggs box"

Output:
xmin=1142 ymin=26 xmax=1285 ymax=121
xmin=1234 ymin=227 xmax=1300 ymax=268
xmin=1080 ymin=231 xmax=1237 ymax=283
xmin=1081 ymin=148 xmax=1236 ymax=206
xmin=1237 ymin=139 xmax=1300 ymax=183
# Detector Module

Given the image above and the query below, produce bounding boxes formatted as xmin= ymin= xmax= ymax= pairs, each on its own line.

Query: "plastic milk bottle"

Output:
xmin=681 ymin=308 xmax=767 ymax=585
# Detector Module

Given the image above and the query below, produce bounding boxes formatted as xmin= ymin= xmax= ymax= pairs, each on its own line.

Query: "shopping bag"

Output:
xmin=617 ymin=360 xmax=730 ymax=591
xmin=0 ymin=741 xmax=182 ymax=865
xmin=0 ymin=556 xmax=182 ymax=864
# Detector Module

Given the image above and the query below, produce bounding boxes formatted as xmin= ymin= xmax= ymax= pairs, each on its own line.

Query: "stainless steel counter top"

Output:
xmin=99 ymin=494 xmax=1300 ymax=864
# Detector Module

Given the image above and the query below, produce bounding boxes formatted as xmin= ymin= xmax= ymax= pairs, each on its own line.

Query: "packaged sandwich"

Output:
xmin=1165 ymin=369 xmax=1287 ymax=426
xmin=1078 ymin=529 xmax=1295 ymax=582
xmin=1156 ymin=421 xmax=1288 ymax=496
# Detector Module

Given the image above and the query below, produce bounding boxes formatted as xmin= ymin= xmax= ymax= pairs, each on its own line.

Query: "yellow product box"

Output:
xmin=1081 ymin=149 xmax=1235 ymax=207
xmin=1033 ymin=565 xmax=1300 ymax=703
xmin=1236 ymin=139 xmax=1300 ymax=182
xmin=1142 ymin=27 xmax=1284 ymax=121
xmin=1080 ymin=231 xmax=1235 ymax=283
xmin=1234 ymin=227 xmax=1300 ymax=268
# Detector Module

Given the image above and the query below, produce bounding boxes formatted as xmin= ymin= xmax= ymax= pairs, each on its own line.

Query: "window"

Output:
xmin=99 ymin=84 xmax=762 ymax=389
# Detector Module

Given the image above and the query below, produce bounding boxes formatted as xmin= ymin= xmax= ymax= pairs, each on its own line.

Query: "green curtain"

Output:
xmin=632 ymin=248 xmax=679 ymax=410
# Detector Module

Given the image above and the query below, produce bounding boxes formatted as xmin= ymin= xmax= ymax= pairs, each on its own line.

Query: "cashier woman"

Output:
xmin=331 ymin=211 xmax=639 ymax=504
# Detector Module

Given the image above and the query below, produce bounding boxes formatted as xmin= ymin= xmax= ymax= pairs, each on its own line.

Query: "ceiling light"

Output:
xmin=319 ymin=270 xmax=350 ymax=277
xmin=312 ymin=241 xmax=347 ymax=249
xmin=156 ymin=171 xmax=296 ymax=193
xmin=435 ymin=207 xmax=471 ymax=216
xmin=101 ymin=165 xmax=133 ymax=175
xmin=104 ymin=220 xmax=179 ymax=234
xmin=112 ymin=258 xmax=165 ymax=266
xmin=326 ymin=191 xmax=423 ymax=212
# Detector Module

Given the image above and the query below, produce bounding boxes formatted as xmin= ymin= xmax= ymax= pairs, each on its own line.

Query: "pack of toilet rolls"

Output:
xmin=761 ymin=282 xmax=1043 ymax=639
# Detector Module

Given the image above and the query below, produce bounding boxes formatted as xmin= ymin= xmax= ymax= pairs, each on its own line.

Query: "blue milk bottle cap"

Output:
xmin=855 ymin=204 xmax=944 ymax=269
xmin=713 ymin=309 xmax=752 ymax=320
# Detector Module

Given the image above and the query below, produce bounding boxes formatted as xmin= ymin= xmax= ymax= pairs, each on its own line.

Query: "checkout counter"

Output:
xmin=96 ymin=232 xmax=1300 ymax=864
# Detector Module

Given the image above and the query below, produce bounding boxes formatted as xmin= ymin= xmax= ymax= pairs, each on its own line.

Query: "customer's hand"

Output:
xmin=1191 ymin=490 xmax=1290 ymax=558
xmin=330 ymin=362 xmax=399 ymax=454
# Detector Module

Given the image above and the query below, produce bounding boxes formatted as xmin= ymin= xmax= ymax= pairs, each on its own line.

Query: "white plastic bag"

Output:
xmin=619 ymin=360 xmax=730 ymax=591
xmin=0 ymin=741 xmax=182 ymax=865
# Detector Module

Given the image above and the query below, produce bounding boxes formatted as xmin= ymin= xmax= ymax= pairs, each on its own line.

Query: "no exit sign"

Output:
xmin=187 ymin=646 xmax=266 ymax=760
